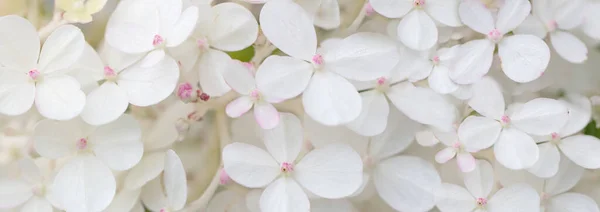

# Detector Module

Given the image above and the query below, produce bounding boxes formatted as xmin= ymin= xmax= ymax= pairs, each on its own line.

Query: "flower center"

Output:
xmin=32 ymin=184 xmax=46 ymax=196
xmin=476 ymin=197 xmax=488 ymax=208
xmin=104 ymin=66 xmax=117 ymax=81
xmin=550 ymin=132 xmax=561 ymax=144
xmin=414 ymin=0 xmax=425 ymax=7
xmin=500 ymin=115 xmax=511 ymax=127
xmin=312 ymin=54 xmax=324 ymax=67
xmin=197 ymin=37 xmax=209 ymax=49
xmin=76 ymin=138 xmax=88 ymax=150
xmin=153 ymin=35 xmax=164 ymax=46
xmin=547 ymin=20 xmax=558 ymax=32
xmin=176 ymin=82 xmax=194 ymax=102
xmin=432 ymin=56 xmax=440 ymax=65
xmin=487 ymin=29 xmax=503 ymax=42
xmin=375 ymin=77 xmax=390 ymax=92
xmin=28 ymin=69 xmax=40 ymax=81
xmin=281 ymin=162 xmax=294 ymax=173
xmin=250 ymin=89 xmax=261 ymax=101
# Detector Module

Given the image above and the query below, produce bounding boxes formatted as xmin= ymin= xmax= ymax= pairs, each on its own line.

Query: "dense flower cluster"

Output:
xmin=1 ymin=0 xmax=600 ymax=211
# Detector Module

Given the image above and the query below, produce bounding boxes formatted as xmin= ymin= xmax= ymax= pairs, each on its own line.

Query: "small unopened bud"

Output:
xmin=365 ymin=2 xmax=375 ymax=16
xmin=177 ymin=82 xmax=196 ymax=103
xmin=197 ymin=91 xmax=210 ymax=101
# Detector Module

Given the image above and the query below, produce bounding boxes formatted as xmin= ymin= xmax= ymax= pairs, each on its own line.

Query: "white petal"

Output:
xmin=131 ymin=49 xmax=165 ymax=69
xmin=0 ymin=71 xmax=34 ymax=116
xmin=259 ymin=0 xmax=316 ymax=60
xmin=254 ymin=102 xmax=280 ymax=130
xmin=387 ymin=82 xmax=457 ymax=132
xmin=554 ymin=0 xmax=586 ymax=30
xmin=547 ymin=193 xmax=600 ymax=212
xmin=463 ymin=160 xmax=494 ymax=198
xmin=164 ymin=150 xmax=187 ymax=210
xmin=495 ymin=0 xmax=531 ymax=33
xmin=208 ymin=2 xmax=259 ymax=51
xmin=197 ymin=49 xmax=232 ymax=96
xmin=255 ymin=56 xmax=313 ymax=101
xmin=323 ymin=32 xmax=399 ymax=81
xmin=0 ymin=15 xmax=40 ymax=70
xmin=468 ymin=76 xmax=505 ymax=120
xmin=263 ymin=113 xmax=302 ymax=164
xmin=368 ymin=0 xmax=414 ymax=18
xmin=226 ymin=96 xmax=254 ymax=118
xmin=20 ymin=197 xmax=52 ymax=212
xmin=302 ymin=71 xmax=361 ymax=126
xmin=544 ymin=156 xmax=584 ymax=195
xmin=416 ymin=130 xmax=440 ymax=147
xmin=487 ymin=184 xmax=540 ymax=212
xmin=374 ymin=156 xmax=441 ymax=212
xmin=559 ymin=93 xmax=592 ymax=137
xmin=0 ymin=180 xmax=32 ymax=208
xmin=456 ymin=153 xmax=476 ymax=172
xmin=498 ymin=34 xmax=550 ymax=83
xmin=345 ymin=91 xmax=389 ymax=136
xmin=582 ymin=3 xmax=600 ymax=40
xmin=222 ymin=142 xmax=280 ymax=188
xmin=223 ymin=60 xmax=256 ymax=95
xmin=33 ymin=118 xmax=89 ymax=159
xmin=52 ymin=154 xmax=116 ymax=212
xmin=425 ymin=0 xmax=462 ymax=27
xmin=494 ymin=128 xmax=539 ymax=170
xmin=100 ymin=41 xmax=145 ymax=73
xmin=302 ymin=0 xmax=341 ymax=29
xmin=260 ymin=178 xmax=309 ymax=212
xmin=90 ymin=114 xmax=143 ymax=171
xmin=118 ymin=55 xmax=180 ymax=106
xmin=165 ymin=6 xmax=199 ymax=47
xmin=449 ymin=39 xmax=495 ymax=84
xmin=397 ymin=10 xmax=438 ymax=51
xmin=18 ymin=159 xmax=42 ymax=184
xmin=103 ymin=189 xmax=141 ymax=212
xmin=514 ymin=14 xmax=548 ymax=38
xmin=294 ymin=144 xmax=363 ymax=199
xmin=435 ymin=183 xmax=476 ymax=212
xmin=458 ymin=0 xmax=495 ymax=34
xmin=510 ymin=98 xmax=569 ymax=136
xmin=167 ymin=39 xmax=200 ymax=72
xmin=436 ymin=147 xmax=457 ymax=164
xmin=35 ymin=75 xmax=86 ymax=120
xmin=38 ymin=25 xmax=85 ymax=74
xmin=105 ymin=0 xmax=159 ymax=54
xmin=81 ymin=82 xmax=129 ymax=126
xmin=157 ymin=0 xmax=183 ymax=32
xmin=526 ymin=143 xmax=560 ymax=178
xmin=428 ymin=65 xmax=459 ymax=94
xmin=458 ymin=116 xmax=502 ymax=151
xmin=140 ymin=177 xmax=168 ymax=211
xmin=559 ymin=135 xmax=600 ymax=169
xmin=123 ymin=152 xmax=166 ymax=190
xmin=550 ymin=31 xmax=587 ymax=64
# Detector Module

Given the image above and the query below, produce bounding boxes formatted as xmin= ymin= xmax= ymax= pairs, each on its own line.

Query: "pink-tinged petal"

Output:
xmin=226 ymin=96 xmax=254 ymax=118
xmin=456 ymin=152 xmax=476 ymax=173
xmin=435 ymin=147 xmax=457 ymax=164
xmin=254 ymin=102 xmax=280 ymax=129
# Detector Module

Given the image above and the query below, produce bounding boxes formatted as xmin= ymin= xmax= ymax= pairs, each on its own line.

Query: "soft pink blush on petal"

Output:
xmin=254 ymin=103 xmax=280 ymax=129
xmin=435 ymin=147 xmax=457 ymax=164
xmin=456 ymin=152 xmax=476 ymax=172
xmin=225 ymin=97 xmax=254 ymax=118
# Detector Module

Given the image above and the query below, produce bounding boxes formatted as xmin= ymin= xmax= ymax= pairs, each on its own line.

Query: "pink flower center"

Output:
xmin=501 ymin=115 xmax=511 ymax=125
xmin=197 ymin=38 xmax=209 ymax=49
xmin=177 ymin=82 xmax=194 ymax=101
xmin=153 ymin=35 xmax=164 ymax=46
xmin=281 ymin=162 xmax=294 ymax=173
xmin=312 ymin=54 xmax=324 ymax=65
xmin=77 ymin=138 xmax=88 ymax=150
xmin=551 ymin=132 xmax=560 ymax=140
xmin=452 ymin=141 xmax=461 ymax=149
xmin=219 ymin=168 xmax=231 ymax=185
xmin=414 ymin=0 xmax=425 ymax=6
xmin=432 ymin=56 xmax=440 ymax=64
xmin=250 ymin=89 xmax=260 ymax=99
xmin=28 ymin=69 xmax=40 ymax=80
xmin=365 ymin=2 xmax=375 ymax=16
xmin=377 ymin=77 xmax=387 ymax=85
xmin=487 ymin=29 xmax=503 ymax=42
xmin=548 ymin=20 xmax=558 ymax=32
xmin=476 ymin=197 xmax=488 ymax=206
xmin=104 ymin=66 xmax=116 ymax=79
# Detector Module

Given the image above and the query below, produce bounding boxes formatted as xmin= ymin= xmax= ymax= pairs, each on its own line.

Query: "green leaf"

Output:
xmin=584 ymin=120 xmax=600 ymax=139
xmin=227 ymin=46 xmax=255 ymax=62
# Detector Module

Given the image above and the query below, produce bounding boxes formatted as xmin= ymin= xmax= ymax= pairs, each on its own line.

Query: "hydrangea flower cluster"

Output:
xmin=1 ymin=0 xmax=600 ymax=211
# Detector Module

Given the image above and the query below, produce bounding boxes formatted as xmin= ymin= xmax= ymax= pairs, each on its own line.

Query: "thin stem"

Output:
xmin=347 ymin=2 xmax=369 ymax=32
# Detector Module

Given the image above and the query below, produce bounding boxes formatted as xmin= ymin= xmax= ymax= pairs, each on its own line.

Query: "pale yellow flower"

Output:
xmin=56 ymin=0 xmax=108 ymax=23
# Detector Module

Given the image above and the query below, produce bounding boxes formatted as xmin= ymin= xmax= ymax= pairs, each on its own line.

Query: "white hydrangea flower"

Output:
xmin=169 ymin=1 xmax=259 ymax=96
xmin=246 ymin=0 xmax=341 ymax=29
xmin=581 ymin=0 xmax=600 ymax=40
xmin=0 ymin=16 xmax=86 ymax=120
xmin=33 ymin=115 xmax=143 ymax=212
xmin=401 ymin=45 xmax=466 ymax=94
xmin=0 ymin=159 xmax=57 ymax=211
xmin=453 ymin=0 xmax=551 ymax=83
xmin=515 ymin=0 xmax=588 ymax=63
xmin=222 ymin=113 xmax=363 ymax=212
xmin=140 ymin=149 xmax=188 ymax=212
xmin=464 ymin=77 xmax=569 ymax=170
xmin=259 ymin=0 xmax=399 ymax=126
xmin=78 ymin=42 xmax=179 ymax=126
xmin=105 ymin=0 xmax=199 ymax=66
xmin=436 ymin=160 xmax=541 ymax=212
xmin=369 ymin=0 xmax=462 ymax=50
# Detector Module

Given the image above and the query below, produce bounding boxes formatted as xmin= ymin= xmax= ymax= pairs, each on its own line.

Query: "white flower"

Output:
xmin=140 ymin=149 xmax=188 ymax=212
xmin=222 ymin=113 xmax=363 ymax=212
xmin=453 ymin=0 xmax=551 ymax=83
xmin=0 ymin=159 xmax=57 ymax=211
xmin=527 ymin=93 xmax=600 ymax=178
xmin=515 ymin=0 xmax=588 ymax=63
xmin=105 ymin=0 xmax=199 ymax=66
xmin=246 ymin=0 xmax=341 ymax=29
xmin=0 ymin=16 xmax=86 ymax=120
xmin=401 ymin=44 xmax=466 ymax=94
xmin=464 ymin=77 xmax=569 ymax=170
xmin=78 ymin=42 xmax=180 ymax=126
xmin=369 ymin=0 xmax=462 ymax=50
xmin=436 ymin=160 xmax=541 ymax=212
xmin=581 ymin=1 xmax=600 ymax=40
xmin=259 ymin=0 xmax=399 ymax=126
xmin=169 ymin=1 xmax=259 ymax=96
xmin=434 ymin=122 xmax=495 ymax=173
xmin=33 ymin=115 xmax=143 ymax=211
xmin=224 ymin=61 xmax=282 ymax=129
xmin=56 ymin=0 xmax=108 ymax=23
